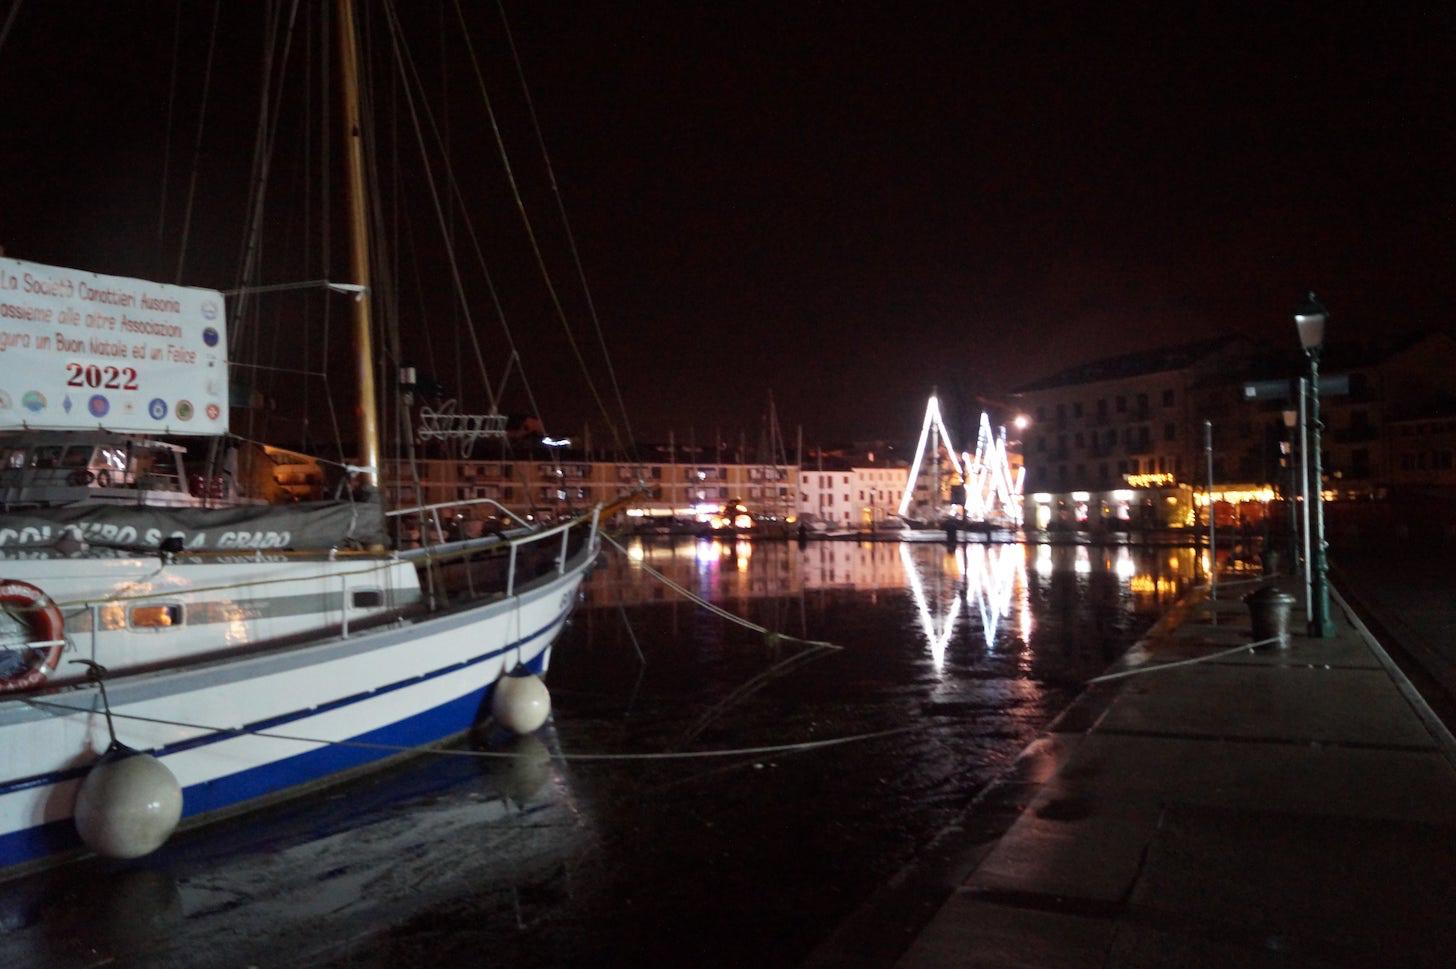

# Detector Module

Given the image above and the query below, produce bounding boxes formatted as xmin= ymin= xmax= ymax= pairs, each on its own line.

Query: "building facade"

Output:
xmin=798 ymin=461 xmax=910 ymax=526
xmin=1010 ymin=332 xmax=1456 ymax=526
xmin=380 ymin=453 xmax=799 ymax=535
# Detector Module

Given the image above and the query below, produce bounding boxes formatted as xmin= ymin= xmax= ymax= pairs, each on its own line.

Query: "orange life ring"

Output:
xmin=0 ymin=579 xmax=66 ymax=693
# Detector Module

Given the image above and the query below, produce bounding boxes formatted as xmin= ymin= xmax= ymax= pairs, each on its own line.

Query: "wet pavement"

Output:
xmin=0 ymin=539 xmax=1197 ymax=967
xmin=887 ymin=578 xmax=1456 ymax=969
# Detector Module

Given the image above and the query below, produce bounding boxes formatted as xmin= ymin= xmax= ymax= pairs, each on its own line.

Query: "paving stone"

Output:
xmin=1125 ymin=802 xmax=1456 ymax=968
xmin=1094 ymin=665 xmax=1436 ymax=748
xmin=962 ymin=791 xmax=1161 ymax=902
xmin=895 ymin=896 xmax=1114 ymax=969
xmin=881 ymin=581 xmax=1456 ymax=969
xmin=1169 ymin=622 xmax=1252 ymax=645
xmin=1105 ymin=918 xmax=1344 ymax=969
xmin=1038 ymin=733 xmax=1456 ymax=826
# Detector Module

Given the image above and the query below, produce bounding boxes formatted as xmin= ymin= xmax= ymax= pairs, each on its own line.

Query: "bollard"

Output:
xmin=1262 ymin=547 xmax=1282 ymax=576
xmin=1244 ymin=586 xmax=1296 ymax=647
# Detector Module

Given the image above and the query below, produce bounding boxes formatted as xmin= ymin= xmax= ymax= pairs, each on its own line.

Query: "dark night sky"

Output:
xmin=1 ymin=2 xmax=1452 ymax=448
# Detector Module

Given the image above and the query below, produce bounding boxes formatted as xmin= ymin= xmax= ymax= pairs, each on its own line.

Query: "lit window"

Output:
xmin=130 ymin=604 xmax=183 ymax=628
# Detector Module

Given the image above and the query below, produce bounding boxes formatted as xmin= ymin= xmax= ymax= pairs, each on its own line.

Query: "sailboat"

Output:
xmin=0 ymin=2 xmax=607 ymax=876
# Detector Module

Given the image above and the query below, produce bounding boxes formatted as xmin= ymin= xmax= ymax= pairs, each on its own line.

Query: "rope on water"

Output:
xmin=674 ymin=640 xmax=838 ymax=750
xmin=22 ymin=698 xmax=924 ymax=762
xmin=1088 ymin=635 xmax=1282 ymax=684
xmin=600 ymin=533 xmax=840 ymax=650
xmin=617 ymin=603 xmax=645 ymax=665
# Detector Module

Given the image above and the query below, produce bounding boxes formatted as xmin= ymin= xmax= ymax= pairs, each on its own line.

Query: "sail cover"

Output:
xmin=0 ymin=499 xmax=388 ymax=551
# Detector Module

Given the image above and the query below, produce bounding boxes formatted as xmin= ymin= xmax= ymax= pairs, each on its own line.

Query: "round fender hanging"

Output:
xmin=0 ymin=579 xmax=66 ymax=693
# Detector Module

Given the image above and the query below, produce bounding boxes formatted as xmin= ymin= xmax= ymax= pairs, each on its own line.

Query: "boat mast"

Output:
xmin=336 ymin=0 xmax=381 ymax=488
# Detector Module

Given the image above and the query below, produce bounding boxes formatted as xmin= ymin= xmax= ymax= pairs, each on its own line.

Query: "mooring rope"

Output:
xmin=22 ymin=697 xmax=925 ymax=762
xmin=600 ymin=533 xmax=840 ymax=650
xmin=1087 ymin=635 xmax=1281 ymax=683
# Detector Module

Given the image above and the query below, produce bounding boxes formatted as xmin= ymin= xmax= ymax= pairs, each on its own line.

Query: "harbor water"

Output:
xmin=0 ymin=538 xmax=1198 ymax=968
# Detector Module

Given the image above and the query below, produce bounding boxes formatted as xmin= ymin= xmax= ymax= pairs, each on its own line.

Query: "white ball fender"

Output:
xmin=491 ymin=671 xmax=551 ymax=735
xmin=74 ymin=752 xmax=183 ymax=859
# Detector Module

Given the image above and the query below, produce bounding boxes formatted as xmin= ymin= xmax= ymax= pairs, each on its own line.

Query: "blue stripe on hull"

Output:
xmin=0 ymin=648 xmax=551 ymax=871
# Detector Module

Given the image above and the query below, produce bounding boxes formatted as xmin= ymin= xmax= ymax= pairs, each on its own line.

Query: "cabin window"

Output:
xmin=130 ymin=604 xmax=183 ymax=628
xmin=352 ymin=589 xmax=384 ymax=609
xmin=98 ymin=604 xmax=127 ymax=631
xmin=31 ymin=446 xmax=62 ymax=469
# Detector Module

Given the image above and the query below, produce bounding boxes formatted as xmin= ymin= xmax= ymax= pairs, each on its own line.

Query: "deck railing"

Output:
xmin=389 ymin=499 xmax=602 ymax=601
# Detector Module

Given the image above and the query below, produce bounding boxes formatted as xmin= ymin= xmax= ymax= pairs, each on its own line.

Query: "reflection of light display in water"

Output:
xmin=587 ymin=537 xmax=1197 ymax=611
xmin=962 ymin=544 xmax=1025 ymax=651
xmin=900 ymin=543 xmax=1027 ymax=667
xmin=899 ymin=543 xmax=962 ymax=672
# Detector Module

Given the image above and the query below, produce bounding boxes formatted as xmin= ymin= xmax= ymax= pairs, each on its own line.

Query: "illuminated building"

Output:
xmin=798 ymin=455 xmax=910 ymax=527
xmin=380 ymin=447 xmax=800 ymax=531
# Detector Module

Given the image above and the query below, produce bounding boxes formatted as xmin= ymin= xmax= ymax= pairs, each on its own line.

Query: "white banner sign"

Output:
xmin=0 ymin=256 xmax=227 ymax=435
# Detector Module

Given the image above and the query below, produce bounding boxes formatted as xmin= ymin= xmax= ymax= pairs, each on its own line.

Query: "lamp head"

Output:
xmin=1294 ymin=292 xmax=1329 ymax=355
xmin=1281 ymin=408 xmax=1298 ymax=429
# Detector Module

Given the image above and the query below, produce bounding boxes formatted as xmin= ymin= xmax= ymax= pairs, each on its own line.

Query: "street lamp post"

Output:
xmin=1295 ymin=293 xmax=1337 ymax=637
xmin=1281 ymin=405 xmax=1300 ymax=577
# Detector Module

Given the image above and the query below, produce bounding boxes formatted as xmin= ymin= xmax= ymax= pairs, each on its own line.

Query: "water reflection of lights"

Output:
xmin=1130 ymin=574 xmax=1180 ymax=597
xmin=735 ymin=540 xmax=753 ymax=572
xmin=900 ymin=543 xmax=961 ymax=672
xmin=901 ymin=543 xmax=1026 ymax=669
xmin=695 ymin=539 xmax=719 ymax=565
xmin=1115 ymin=548 xmax=1136 ymax=580
xmin=1074 ymin=546 xmax=1091 ymax=574
xmin=963 ymin=545 xmax=1024 ymax=651
xmin=627 ymin=541 xmax=646 ymax=563
xmin=1035 ymin=543 xmax=1053 ymax=578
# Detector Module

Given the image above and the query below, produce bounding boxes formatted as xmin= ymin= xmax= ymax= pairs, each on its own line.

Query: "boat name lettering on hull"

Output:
xmin=0 ymin=524 xmax=294 ymax=550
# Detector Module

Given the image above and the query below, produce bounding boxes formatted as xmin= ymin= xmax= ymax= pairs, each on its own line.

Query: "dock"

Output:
xmin=809 ymin=574 xmax=1456 ymax=967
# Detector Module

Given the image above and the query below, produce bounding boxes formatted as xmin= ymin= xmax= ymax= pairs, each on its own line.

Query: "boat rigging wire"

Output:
xmin=377 ymin=0 xmax=500 ymax=414
xmin=0 ymin=1 xmax=22 ymax=58
xmin=229 ymin=0 xmax=302 ymax=357
xmin=173 ymin=0 xmax=222 ymax=284
xmin=21 ymin=696 xmax=927 ymax=763
xmin=444 ymin=0 xmax=631 ymax=460
xmin=488 ymin=0 xmax=640 ymax=463
xmin=157 ymin=0 xmax=183 ymax=254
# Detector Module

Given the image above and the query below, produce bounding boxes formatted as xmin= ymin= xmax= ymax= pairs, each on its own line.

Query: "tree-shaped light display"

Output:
xmin=898 ymin=395 xmax=1025 ymax=525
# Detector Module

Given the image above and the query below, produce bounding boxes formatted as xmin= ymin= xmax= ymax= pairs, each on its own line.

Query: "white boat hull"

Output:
xmin=0 ymin=551 xmax=590 ymax=875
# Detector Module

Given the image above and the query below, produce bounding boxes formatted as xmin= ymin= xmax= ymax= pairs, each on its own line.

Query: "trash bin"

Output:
xmin=1244 ymin=586 xmax=1296 ymax=647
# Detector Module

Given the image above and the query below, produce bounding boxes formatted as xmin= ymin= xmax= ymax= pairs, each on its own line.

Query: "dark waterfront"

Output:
xmin=0 ymin=539 xmax=1196 ymax=968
